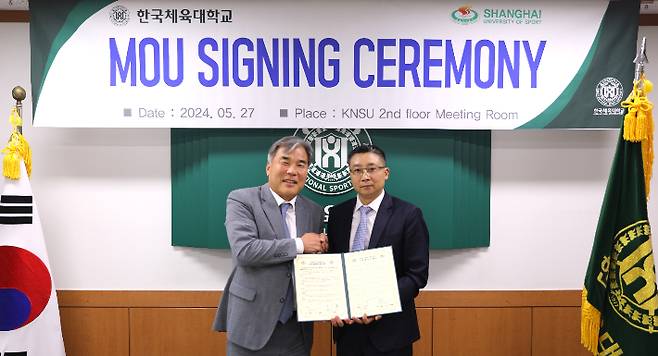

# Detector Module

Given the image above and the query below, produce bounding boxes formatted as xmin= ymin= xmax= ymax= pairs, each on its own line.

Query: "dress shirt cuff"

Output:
xmin=295 ymin=238 xmax=304 ymax=254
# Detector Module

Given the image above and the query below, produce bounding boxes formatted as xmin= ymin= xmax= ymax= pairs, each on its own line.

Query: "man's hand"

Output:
xmin=330 ymin=314 xmax=381 ymax=327
xmin=330 ymin=316 xmax=353 ymax=327
xmin=301 ymin=233 xmax=328 ymax=253
xmin=320 ymin=233 xmax=328 ymax=252
xmin=351 ymin=314 xmax=381 ymax=325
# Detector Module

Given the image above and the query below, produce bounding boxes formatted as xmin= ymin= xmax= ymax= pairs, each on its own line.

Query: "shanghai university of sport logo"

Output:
xmin=110 ymin=5 xmax=130 ymax=26
xmin=607 ymin=221 xmax=658 ymax=332
xmin=0 ymin=246 xmax=52 ymax=331
xmin=451 ymin=6 xmax=479 ymax=25
xmin=294 ymin=128 xmax=372 ymax=196
xmin=595 ymin=77 xmax=624 ymax=107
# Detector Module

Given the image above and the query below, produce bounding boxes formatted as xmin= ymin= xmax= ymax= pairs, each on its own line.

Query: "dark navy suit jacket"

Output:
xmin=327 ymin=192 xmax=429 ymax=352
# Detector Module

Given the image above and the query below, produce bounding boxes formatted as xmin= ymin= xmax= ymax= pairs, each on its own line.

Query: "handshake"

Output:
xmin=301 ymin=232 xmax=328 ymax=254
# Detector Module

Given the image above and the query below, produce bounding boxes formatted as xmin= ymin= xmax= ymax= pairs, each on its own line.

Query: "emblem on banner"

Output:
xmin=607 ymin=221 xmax=658 ymax=332
xmin=110 ymin=5 xmax=130 ymax=26
xmin=294 ymin=128 xmax=372 ymax=196
xmin=451 ymin=6 xmax=479 ymax=25
xmin=595 ymin=77 xmax=624 ymax=107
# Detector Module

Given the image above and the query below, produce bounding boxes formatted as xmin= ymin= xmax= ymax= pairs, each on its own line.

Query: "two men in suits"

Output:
xmin=328 ymin=144 xmax=430 ymax=356
xmin=213 ymin=136 xmax=328 ymax=355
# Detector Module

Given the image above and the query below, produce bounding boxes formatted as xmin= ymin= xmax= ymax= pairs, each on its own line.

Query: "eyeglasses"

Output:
xmin=349 ymin=166 xmax=386 ymax=176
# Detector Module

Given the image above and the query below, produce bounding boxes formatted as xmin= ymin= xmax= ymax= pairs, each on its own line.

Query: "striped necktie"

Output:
xmin=351 ymin=205 xmax=372 ymax=251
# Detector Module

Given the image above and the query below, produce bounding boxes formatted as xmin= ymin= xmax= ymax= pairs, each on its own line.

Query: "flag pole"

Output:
xmin=624 ymin=36 xmax=654 ymax=198
xmin=11 ymin=85 xmax=25 ymax=134
xmin=635 ymin=36 xmax=648 ymax=90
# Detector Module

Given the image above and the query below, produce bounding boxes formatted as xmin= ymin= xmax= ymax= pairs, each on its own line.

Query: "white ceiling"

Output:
xmin=0 ymin=1 xmax=656 ymax=13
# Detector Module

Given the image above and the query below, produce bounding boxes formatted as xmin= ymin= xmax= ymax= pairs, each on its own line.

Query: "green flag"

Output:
xmin=582 ymin=76 xmax=658 ymax=355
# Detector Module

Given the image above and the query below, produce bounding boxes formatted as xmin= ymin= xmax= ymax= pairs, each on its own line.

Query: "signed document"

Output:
xmin=294 ymin=246 xmax=401 ymax=322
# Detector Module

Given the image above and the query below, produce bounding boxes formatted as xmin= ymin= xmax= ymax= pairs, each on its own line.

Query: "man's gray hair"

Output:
xmin=267 ymin=136 xmax=313 ymax=164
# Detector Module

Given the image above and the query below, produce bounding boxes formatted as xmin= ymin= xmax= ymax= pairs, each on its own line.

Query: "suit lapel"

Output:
xmin=368 ymin=193 xmax=393 ymax=248
xmin=338 ymin=199 xmax=357 ymax=252
xmin=295 ymin=196 xmax=310 ymax=235
xmin=259 ymin=184 xmax=287 ymax=240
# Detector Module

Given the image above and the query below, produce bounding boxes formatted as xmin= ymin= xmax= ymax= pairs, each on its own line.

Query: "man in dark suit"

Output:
xmin=213 ymin=136 xmax=328 ymax=356
xmin=328 ymin=144 xmax=429 ymax=356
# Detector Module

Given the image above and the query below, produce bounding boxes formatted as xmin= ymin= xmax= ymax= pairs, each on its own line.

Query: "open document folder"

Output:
xmin=293 ymin=246 xmax=401 ymax=322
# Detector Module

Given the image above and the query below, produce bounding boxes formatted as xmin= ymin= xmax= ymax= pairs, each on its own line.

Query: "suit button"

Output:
xmin=280 ymin=297 xmax=285 ymax=303
xmin=287 ymin=272 xmax=291 ymax=278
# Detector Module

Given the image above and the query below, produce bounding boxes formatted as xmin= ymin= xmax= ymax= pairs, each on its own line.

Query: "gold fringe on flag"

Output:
xmin=581 ymin=288 xmax=601 ymax=355
xmin=2 ymin=106 xmax=31 ymax=179
xmin=622 ymin=75 xmax=654 ymax=198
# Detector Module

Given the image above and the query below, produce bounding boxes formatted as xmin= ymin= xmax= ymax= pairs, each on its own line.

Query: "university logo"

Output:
xmin=595 ymin=77 xmax=624 ymax=107
xmin=451 ymin=6 xmax=479 ymax=25
xmin=607 ymin=221 xmax=658 ymax=332
xmin=294 ymin=128 xmax=372 ymax=196
xmin=110 ymin=5 xmax=130 ymax=26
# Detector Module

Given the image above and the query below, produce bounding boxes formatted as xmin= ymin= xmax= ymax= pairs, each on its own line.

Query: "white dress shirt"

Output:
xmin=349 ymin=190 xmax=385 ymax=251
xmin=270 ymin=189 xmax=304 ymax=254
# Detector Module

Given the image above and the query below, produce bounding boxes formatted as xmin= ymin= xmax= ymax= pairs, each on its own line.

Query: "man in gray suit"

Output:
xmin=213 ymin=136 xmax=327 ymax=355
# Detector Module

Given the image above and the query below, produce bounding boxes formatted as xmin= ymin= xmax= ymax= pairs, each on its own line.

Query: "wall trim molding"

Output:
xmin=0 ymin=10 xmax=29 ymax=22
xmin=641 ymin=14 xmax=658 ymax=26
xmin=57 ymin=289 xmax=582 ymax=308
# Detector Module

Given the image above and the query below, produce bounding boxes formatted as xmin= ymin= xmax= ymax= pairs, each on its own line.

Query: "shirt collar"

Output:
xmin=270 ymin=188 xmax=297 ymax=209
xmin=354 ymin=190 xmax=385 ymax=214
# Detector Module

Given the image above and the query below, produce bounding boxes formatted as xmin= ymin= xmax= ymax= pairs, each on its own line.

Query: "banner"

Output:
xmin=0 ymin=162 xmax=66 ymax=355
xmin=31 ymin=0 xmax=638 ymax=129
xmin=172 ymin=129 xmax=490 ymax=249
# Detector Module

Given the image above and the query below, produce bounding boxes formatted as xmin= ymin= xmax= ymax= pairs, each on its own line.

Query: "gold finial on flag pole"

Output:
xmin=2 ymin=85 xmax=31 ymax=179
xmin=12 ymin=86 xmax=25 ymax=135
xmin=622 ymin=36 xmax=654 ymax=197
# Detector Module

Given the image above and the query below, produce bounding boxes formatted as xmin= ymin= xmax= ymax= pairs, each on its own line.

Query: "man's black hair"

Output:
xmin=347 ymin=144 xmax=386 ymax=164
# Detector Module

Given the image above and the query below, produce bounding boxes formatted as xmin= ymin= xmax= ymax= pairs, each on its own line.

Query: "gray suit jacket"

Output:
xmin=213 ymin=183 xmax=324 ymax=352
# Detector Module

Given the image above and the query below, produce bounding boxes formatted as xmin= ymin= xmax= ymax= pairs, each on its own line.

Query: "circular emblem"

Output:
xmin=294 ymin=128 xmax=372 ymax=196
xmin=607 ymin=222 xmax=658 ymax=333
xmin=595 ymin=77 xmax=624 ymax=107
xmin=451 ymin=6 xmax=479 ymax=25
xmin=110 ymin=5 xmax=130 ymax=26
xmin=0 ymin=246 xmax=52 ymax=331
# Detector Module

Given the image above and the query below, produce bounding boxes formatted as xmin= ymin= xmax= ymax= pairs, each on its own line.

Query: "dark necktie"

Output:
xmin=278 ymin=203 xmax=295 ymax=323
